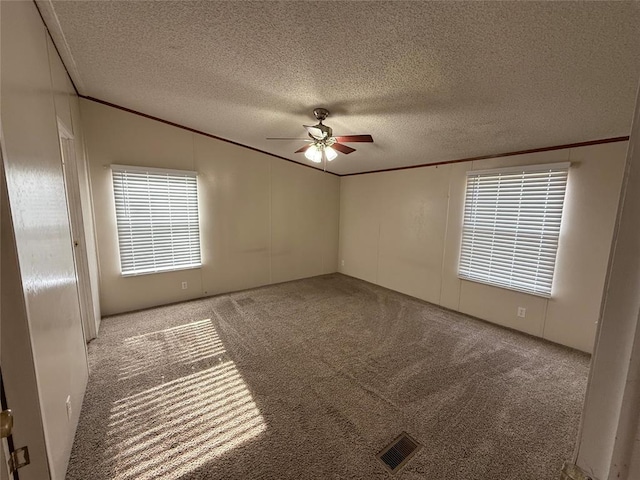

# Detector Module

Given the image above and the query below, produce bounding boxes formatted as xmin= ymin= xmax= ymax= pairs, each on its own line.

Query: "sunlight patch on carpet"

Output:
xmin=119 ymin=319 xmax=226 ymax=380
xmin=105 ymin=320 xmax=266 ymax=479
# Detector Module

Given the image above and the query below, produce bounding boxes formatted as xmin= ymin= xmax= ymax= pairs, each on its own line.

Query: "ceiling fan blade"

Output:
xmin=333 ymin=134 xmax=374 ymax=143
xmin=294 ymin=144 xmax=312 ymax=153
xmin=266 ymin=137 xmax=311 ymax=140
xmin=331 ymin=142 xmax=356 ymax=154
xmin=304 ymin=125 xmax=327 ymax=140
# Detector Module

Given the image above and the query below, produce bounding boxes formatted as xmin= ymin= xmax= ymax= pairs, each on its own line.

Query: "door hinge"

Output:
xmin=8 ymin=446 xmax=30 ymax=474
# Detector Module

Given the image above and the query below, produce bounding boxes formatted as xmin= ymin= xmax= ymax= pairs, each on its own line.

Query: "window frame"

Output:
xmin=111 ymin=164 xmax=202 ymax=277
xmin=457 ymin=162 xmax=570 ymax=298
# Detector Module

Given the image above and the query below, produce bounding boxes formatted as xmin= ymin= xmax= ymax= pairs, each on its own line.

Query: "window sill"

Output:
xmin=121 ymin=264 xmax=202 ymax=277
xmin=457 ymin=275 xmax=552 ymax=299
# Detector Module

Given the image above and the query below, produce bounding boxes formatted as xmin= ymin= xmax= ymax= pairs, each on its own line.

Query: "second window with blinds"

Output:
xmin=458 ymin=163 xmax=569 ymax=297
xmin=111 ymin=165 xmax=202 ymax=276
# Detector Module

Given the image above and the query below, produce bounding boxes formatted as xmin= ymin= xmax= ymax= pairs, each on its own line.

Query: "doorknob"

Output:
xmin=1 ymin=409 xmax=13 ymax=438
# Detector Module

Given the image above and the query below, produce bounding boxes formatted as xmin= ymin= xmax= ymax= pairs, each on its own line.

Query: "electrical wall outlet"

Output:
xmin=517 ymin=307 xmax=526 ymax=318
xmin=341 ymin=259 xmax=345 ymax=267
xmin=66 ymin=395 xmax=72 ymax=421
xmin=181 ymin=281 xmax=187 ymax=290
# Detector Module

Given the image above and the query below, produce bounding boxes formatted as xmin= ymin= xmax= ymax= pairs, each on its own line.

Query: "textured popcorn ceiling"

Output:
xmin=41 ymin=1 xmax=640 ymax=175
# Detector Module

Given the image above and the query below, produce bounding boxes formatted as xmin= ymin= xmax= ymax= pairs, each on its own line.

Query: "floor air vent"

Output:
xmin=377 ymin=432 xmax=421 ymax=474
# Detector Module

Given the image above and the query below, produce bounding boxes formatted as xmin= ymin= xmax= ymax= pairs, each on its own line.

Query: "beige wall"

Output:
xmin=81 ymin=100 xmax=340 ymax=315
xmin=1 ymin=1 xmax=93 ymax=479
xmin=339 ymin=142 xmax=628 ymax=353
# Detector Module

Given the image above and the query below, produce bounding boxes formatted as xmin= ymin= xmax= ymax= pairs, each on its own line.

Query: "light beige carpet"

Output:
xmin=66 ymin=274 xmax=589 ymax=480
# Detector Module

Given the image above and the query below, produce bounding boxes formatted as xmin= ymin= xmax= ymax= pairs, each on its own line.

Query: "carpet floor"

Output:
xmin=66 ymin=273 xmax=589 ymax=480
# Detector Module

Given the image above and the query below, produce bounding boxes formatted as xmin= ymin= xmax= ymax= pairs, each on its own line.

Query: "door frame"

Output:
xmin=1 ymin=139 xmax=17 ymax=480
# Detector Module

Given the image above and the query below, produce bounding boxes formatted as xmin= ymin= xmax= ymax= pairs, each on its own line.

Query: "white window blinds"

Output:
xmin=112 ymin=165 xmax=201 ymax=276
xmin=458 ymin=163 xmax=569 ymax=297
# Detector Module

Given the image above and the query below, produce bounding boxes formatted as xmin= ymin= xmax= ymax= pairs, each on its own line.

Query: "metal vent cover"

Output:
xmin=377 ymin=432 xmax=421 ymax=474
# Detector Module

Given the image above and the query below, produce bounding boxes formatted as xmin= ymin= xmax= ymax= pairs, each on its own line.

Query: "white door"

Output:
xmin=58 ymin=122 xmax=97 ymax=341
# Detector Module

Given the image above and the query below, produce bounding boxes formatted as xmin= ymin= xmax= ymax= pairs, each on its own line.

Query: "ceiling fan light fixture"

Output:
xmin=304 ymin=144 xmax=323 ymax=163
xmin=268 ymin=108 xmax=374 ymax=165
xmin=325 ymin=146 xmax=338 ymax=161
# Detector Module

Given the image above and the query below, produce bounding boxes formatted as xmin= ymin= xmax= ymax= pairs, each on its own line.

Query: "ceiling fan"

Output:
xmin=267 ymin=108 xmax=373 ymax=167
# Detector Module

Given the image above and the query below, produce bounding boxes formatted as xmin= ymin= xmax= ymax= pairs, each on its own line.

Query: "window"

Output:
xmin=458 ymin=162 xmax=569 ymax=297
xmin=111 ymin=165 xmax=201 ymax=276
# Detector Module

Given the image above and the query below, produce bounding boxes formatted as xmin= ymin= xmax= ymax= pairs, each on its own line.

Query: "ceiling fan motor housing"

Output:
xmin=313 ymin=108 xmax=330 ymax=122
